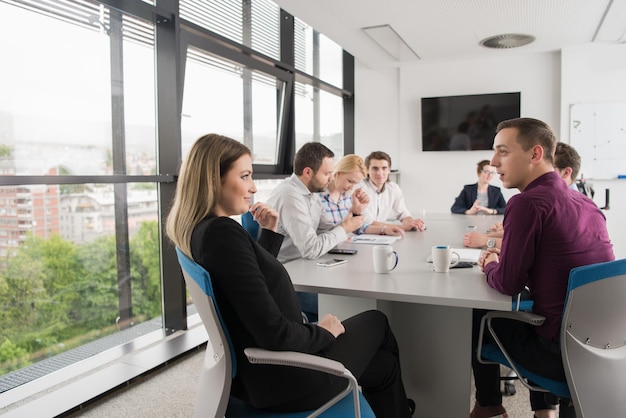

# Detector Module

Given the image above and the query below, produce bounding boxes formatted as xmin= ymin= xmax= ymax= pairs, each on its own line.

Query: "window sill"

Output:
xmin=0 ymin=315 xmax=206 ymax=417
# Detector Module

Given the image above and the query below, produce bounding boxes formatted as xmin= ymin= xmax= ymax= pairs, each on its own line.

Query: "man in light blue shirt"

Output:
xmin=267 ymin=143 xmax=364 ymax=322
xmin=267 ymin=143 xmax=364 ymax=264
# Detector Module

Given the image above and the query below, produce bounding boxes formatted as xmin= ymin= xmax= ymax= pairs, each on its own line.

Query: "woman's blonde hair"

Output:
xmin=334 ymin=154 xmax=367 ymax=178
xmin=165 ymin=134 xmax=250 ymax=258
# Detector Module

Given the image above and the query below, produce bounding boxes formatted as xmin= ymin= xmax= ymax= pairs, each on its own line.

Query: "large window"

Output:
xmin=0 ymin=0 xmax=161 ymax=390
xmin=294 ymin=81 xmax=345 ymax=156
xmin=295 ymin=17 xmax=343 ymax=87
xmin=0 ymin=0 xmax=353 ymax=408
xmin=181 ymin=47 xmax=288 ymax=165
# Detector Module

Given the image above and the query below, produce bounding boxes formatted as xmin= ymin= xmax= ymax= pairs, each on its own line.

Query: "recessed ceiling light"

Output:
xmin=480 ymin=33 xmax=536 ymax=49
xmin=362 ymin=24 xmax=420 ymax=61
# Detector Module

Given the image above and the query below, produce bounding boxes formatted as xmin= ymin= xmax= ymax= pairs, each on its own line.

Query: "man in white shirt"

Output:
xmin=267 ymin=142 xmax=364 ymax=264
xmin=359 ymin=151 xmax=425 ymax=231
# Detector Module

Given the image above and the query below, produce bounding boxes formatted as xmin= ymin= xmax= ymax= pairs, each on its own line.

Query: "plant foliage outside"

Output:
xmin=0 ymin=221 xmax=162 ymax=375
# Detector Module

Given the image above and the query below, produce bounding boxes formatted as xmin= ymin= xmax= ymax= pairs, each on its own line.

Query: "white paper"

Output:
xmin=351 ymin=234 xmax=400 ymax=245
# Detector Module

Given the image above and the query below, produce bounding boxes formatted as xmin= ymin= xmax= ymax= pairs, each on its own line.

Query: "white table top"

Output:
xmin=285 ymin=213 xmax=511 ymax=311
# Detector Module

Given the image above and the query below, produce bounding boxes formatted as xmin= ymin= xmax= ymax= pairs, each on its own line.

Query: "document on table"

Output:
xmin=426 ymin=248 xmax=482 ymax=263
xmin=350 ymin=234 xmax=400 ymax=245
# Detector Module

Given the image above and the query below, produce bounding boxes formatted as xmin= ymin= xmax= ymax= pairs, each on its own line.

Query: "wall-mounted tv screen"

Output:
xmin=421 ymin=92 xmax=521 ymax=151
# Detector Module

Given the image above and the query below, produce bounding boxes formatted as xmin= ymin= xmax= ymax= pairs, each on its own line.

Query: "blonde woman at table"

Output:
xmin=319 ymin=154 xmax=405 ymax=237
xmin=451 ymin=160 xmax=506 ymax=215
xmin=166 ymin=134 xmax=414 ymax=417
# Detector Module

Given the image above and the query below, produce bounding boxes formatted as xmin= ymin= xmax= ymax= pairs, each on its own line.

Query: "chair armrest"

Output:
xmin=244 ymin=347 xmax=364 ymax=417
xmin=477 ymin=310 xmax=546 ymax=365
xmin=483 ymin=310 xmax=546 ymax=326
xmin=478 ymin=311 xmax=546 ymax=362
xmin=244 ymin=347 xmax=348 ymax=377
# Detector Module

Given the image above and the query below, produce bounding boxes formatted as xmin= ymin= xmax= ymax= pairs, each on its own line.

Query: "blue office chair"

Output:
xmin=175 ymin=247 xmax=375 ymax=418
xmin=241 ymin=211 xmax=260 ymax=240
xmin=477 ymin=258 xmax=626 ymax=417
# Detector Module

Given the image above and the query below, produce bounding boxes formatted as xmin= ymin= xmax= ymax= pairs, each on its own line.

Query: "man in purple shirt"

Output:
xmin=470 ymin=118 xmax=614 ymax=418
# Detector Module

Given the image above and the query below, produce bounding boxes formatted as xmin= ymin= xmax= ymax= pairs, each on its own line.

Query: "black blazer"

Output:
xmin=191 ymin=216 xmax=335 ymax=409
xmin=450 ymin=183 xmax=507 ymax=214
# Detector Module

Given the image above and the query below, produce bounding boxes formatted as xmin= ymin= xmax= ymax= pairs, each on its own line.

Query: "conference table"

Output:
xmin=284 ymin=213 xmax=510 ymax=418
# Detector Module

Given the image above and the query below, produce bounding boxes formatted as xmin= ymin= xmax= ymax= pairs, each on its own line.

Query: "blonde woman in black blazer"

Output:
xmin=166 ymin=134 xmax=413 ymax=417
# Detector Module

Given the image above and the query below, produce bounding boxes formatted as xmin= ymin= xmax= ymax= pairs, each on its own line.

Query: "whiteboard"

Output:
xmin=570 ymin=102 xmax=626 ymax=180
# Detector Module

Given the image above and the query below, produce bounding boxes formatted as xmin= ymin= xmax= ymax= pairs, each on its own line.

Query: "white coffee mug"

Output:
xmin=373 ymin=245 xmax=399 ymax=274
xmin=432 ymin=245 xmax=460 ymax=273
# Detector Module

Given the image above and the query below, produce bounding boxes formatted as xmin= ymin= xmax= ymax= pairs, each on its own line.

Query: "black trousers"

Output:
xmin=272 ymin=309 xmax=411 ymax=418
xmin=471 ymin=309 xmax=571 ymax=412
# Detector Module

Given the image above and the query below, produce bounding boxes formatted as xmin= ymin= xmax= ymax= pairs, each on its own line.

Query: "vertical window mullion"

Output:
xmin=279 ymin=8 xmax=295 ymax=174
xmin=109 ymin=7 xmax=133 ymax=329
xmin=242 ymin=0 xmax=253 ymax=151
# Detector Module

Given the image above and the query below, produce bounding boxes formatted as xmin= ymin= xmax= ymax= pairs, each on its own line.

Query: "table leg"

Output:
xmin=390 ymin=302 xmax=473 ymax=418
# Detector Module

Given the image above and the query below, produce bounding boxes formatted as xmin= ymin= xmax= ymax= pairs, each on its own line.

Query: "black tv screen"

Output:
xmin=421 ymin=92 xmax=521 ymax=151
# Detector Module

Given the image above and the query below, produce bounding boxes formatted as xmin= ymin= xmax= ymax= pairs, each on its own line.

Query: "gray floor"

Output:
xmin=70 ymin=346 xmax=540 ymax=418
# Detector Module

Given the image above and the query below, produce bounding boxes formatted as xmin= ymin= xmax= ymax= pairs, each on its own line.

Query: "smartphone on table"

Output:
xmin=328 ymin=248 xmax=358 ymax=255
xmin=316 ymin=258 xmax=347 ymax=267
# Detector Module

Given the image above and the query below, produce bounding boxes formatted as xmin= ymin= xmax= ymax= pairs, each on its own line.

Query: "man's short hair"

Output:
xmin=554 ymin=142 xmax=581 ymax=181
xmin=477 ymin=159 xmax=491 ymax=174
xmin=364 ymin=151 xmax=392 ymax=169
xmin=293 ymin=142 xmax=334 ymax=176
xmin=496 ymin=118 xmax=556 ymax=164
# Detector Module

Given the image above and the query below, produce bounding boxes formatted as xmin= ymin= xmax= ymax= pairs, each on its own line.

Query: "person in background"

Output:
xmin=470 ymin=118 xmax=614 ymax=418
xmin=359 ymin=151 xmax=426 ymax=231
xmin=267 ymin=142 xmax=363 ymax=322
xmin=451 ymin=159 xmax=507 ymax=215
xmin=267 ymin=142 xmax=363 ymax=263
xmin=320 ymin=154 xmax=405 ymax=237
xmin=166 ymin=134 xmax=413 ymax=417
xmin=554 ymin=141 xmax=581 ymax=190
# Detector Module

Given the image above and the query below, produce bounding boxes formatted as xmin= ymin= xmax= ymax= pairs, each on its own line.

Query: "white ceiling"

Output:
xmin=273 ymin=0 xmax=626 ymax=68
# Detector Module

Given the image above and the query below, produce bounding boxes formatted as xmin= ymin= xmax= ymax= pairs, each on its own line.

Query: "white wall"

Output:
xmin=561 ymin=43 xmax=626 ymax=258
xmin=354 ymin=47 xmax=626 ymax=258
xmin=354 ymin=65 xmax=401 ymax=159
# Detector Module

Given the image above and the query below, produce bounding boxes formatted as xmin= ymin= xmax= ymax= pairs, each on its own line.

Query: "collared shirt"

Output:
xmin=318 ymin=189 xmax=371 ymax=234
xmin=569 ymin=182 xmax=578 ymax=191
xmin=484 ymin=171 xmax=614 ymax=342
xmin=266 ymin=174 xmax=347 ymax=263
xmin=358 ymin=178 xmax=412 ymax=222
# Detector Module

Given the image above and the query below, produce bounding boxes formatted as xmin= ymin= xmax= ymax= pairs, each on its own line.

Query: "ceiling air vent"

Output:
xmin=480 ymin=33 xmax=536 ymax=49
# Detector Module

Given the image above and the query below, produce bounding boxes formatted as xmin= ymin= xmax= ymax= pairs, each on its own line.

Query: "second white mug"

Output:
xmin=373 ymin=245 xmax=399 ymax=274
xmin=432 ymin=245 xmax=460 ymax=272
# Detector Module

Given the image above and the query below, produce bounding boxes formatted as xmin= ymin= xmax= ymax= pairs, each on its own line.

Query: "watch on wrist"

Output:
xmin=487 ymin=238 xmax=496 ymax=248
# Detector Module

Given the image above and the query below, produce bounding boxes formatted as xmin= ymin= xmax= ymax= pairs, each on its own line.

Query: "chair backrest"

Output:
xmin=175 ymin=247 xmax=234 ymax=418
xmin=561 ymin=258 xmax=626 ymax=418
xmin=241 ymin=211 xmax=260 ymax=240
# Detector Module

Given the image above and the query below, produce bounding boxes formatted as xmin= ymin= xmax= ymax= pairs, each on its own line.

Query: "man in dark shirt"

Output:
xmin=470 ymin=118 xmax=614 ymax=418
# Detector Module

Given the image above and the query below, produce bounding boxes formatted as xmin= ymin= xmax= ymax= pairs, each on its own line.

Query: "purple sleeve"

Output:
xmin=485 ymin=196 xmax=540 ymax=296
